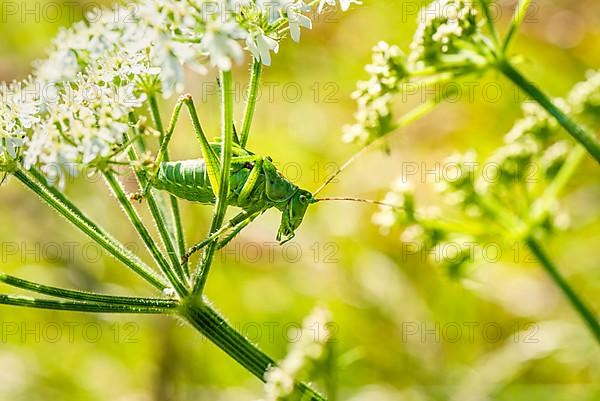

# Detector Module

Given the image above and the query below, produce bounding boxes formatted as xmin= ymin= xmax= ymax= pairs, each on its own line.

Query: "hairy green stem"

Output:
xmin=103 ymin=172 xmax=188 ymax=297
xmin=0 ymin=294 xmax=173 ymax=314
xmin=181 ymin=298 xmax=326 ymax=400
xmin=498 ymin=60 xmax=600 ymax=165
xmin=193 ymin=70 xmax=235 ymax=295
xmin=525 ymin=238 xmax=600 ymax=343
xmin=28 ymin=167 xmax=103 ymax=233
xmin=125 ymin=131 xmax=187 ymax=285
xmin=241 ymin=59 xmax=262 ymax=148
xmin=14 ymin=168 xmax=168 ymax=290
xmin=147 ymin=96 xmax=189 ymax=278
xmin=0 ymin=273 xmax=178 ymax=308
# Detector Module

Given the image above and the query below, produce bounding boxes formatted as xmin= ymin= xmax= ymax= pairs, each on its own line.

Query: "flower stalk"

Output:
xmin=503 ymin=0 xmax=534 ymax=52
xmin=0 ymin=273 xmax=178 ymax=309
xmin=13 ymin=168 xmax=168 ymax=291
xmin=103 ymin=171 xmax=188 ymax=296
xmin=497 ymin=60 xmax=600 ymax=165
xmin=0 ymin=294 xmax=174 ymax=314
xmin=125 ymin=119 xmax=188 ymax=285
xmin=193 ymin=70 xmax=235 ymax=295
xmin=241 ymin=59 xmax=263 ymax=148
xmin=525 ymin=238 xmax=600 ymax=343
xmin=146 ymin=96 xmax=189 ymax=278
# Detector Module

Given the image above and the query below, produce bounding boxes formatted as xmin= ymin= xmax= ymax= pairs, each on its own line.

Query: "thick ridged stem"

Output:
xmin=181 ymin=298 xmax=327 ymax=400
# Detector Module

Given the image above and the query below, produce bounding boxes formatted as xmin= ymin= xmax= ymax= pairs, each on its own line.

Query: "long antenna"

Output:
xmin=313 ymin=143 xmax=376 ymax=196
xmin=315 ymin=197 xmax=401 ymax=209
xmin=313 ymin=98 xmax=443 ymax=196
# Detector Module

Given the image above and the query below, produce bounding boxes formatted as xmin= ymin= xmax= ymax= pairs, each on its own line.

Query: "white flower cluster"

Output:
xmin=22 ymin=75 xmax=149 ymax=187
xmin=371 ymin=73 xmax=600 ymax=271
xmin=35 ymin=5 xmax=200 ymax=97
xmin=318 ymin=0 xmax=361 ymax=13
xmin=143 ymin=0 xmax=357 ymax=69
xmin=568 ymin=70 xmax=600 ymax=122
xmin=0 ymin=81 xmax=40 ymax=161
xmin=504 ymin=102 xmax=558 ymax=144
xmin=408 ymin=0 xmax=479 ymax=70
xmin=10 ymin=6 xmax=172 ymax=186
xmin=372 ymin=178 xmax=415 ymax=233
xmin=343 ymin=41 xmax=408 ymax=144
xmin=1 ymin=0 xmax=360 ymax=186
xmin=261 ymin=307 xmax=331 ymax=401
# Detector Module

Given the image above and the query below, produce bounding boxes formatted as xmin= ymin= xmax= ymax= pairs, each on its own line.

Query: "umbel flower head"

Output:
xmin=1 ymin=0 xmax=359 ymax=187
xmin=34 ymin=4 xmax=200 ymax=97
xmin=371 ymin=71 xmax=600 ymax=277
xmin=0 ymin=81 xmax=40 ymax=161
xmin=261 ymin=307 xmax=332 ymax=401
xmin=343 ymin=41 xmax=408 ymax=144
xmin=143 ymin=0 xmax=355 ymax=68
xmin=568 ymin=70 xmax=600 ymax=124
xmin=408 ymin=0 xmax=484 ymax=71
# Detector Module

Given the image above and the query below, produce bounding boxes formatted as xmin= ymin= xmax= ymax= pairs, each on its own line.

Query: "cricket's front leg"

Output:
xmin=237 ymin=158 xmax=264 ymax=207
xmin=181 ymin=210 xmax=260 ymax=264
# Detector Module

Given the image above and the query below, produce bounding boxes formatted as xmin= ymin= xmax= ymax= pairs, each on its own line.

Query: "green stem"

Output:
xmin=125 ymin=132 xmax=187 ymax=285
xmin=14 ymin=168 xmax=168 ymax=291
xmin=28 ymin=167 xmax=103 ymax=233
xmin=103 ymin=171 xmax=188 ymax=297
xmin=241 ymin=59 xmax=262 ymax=148
xmin=503 ymin=0 xmax=533 ymax=53
xmin=525 ymin=238 xmax=600 ymax=344
xmin=146 ymin=98 xmax=189 ymax=280
xmin=478 ymin=0 xmax=500 ymax=47
xmin=181 ymin=298 xmax=326 ymax=400
xmin=193 ymin=70 xmax=235 ymax=295
xmin=0 ymin=294 xmax=173 ymax=314
xmin=498 ymin=60 xmax=600 ymax=165
xmin=530 ymin=145 xmax=586 ymax=225
xmin=0 ymin=273 xmax=178 ymax=308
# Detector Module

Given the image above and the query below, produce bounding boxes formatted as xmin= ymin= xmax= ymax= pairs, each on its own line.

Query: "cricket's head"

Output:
xmin=277 ymin=189 xmax=316 ymax=244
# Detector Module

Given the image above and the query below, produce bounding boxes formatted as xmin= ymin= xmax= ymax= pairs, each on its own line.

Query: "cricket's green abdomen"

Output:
xmin=153 ymin=159 xmax=254 ymax=205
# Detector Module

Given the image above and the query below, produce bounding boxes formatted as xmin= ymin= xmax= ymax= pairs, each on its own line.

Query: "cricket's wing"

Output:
xmin=153 ymin=160 xmax=216 ymax=203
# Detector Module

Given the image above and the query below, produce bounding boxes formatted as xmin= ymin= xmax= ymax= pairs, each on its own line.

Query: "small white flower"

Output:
xmin=246 ymin=30 xmax=280 ymax=66
xmin=162 ymin=288 xmax=177 ymax=298
xmin=202 ymin=20 xmax=245 ymax=70
xmin=408 ymin=0 xmax=480 ymax=69
xmin=262 ymin=307 xmax=332 ymax=401
xmin=284 ymin=1 xmax=312 ymax=42
xmin=345 ymin=41 xmax=407 ymax=144
xmin=318 ymin=0 xmax=361 ymax=13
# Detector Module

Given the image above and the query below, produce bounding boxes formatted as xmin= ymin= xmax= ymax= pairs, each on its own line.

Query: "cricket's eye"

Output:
xmin=299 ymin=195 xmax=307 ymax=203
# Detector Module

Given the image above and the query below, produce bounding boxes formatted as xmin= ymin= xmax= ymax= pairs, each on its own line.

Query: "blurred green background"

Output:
xmin=1 ymin=0 xmax=599 ymax=400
